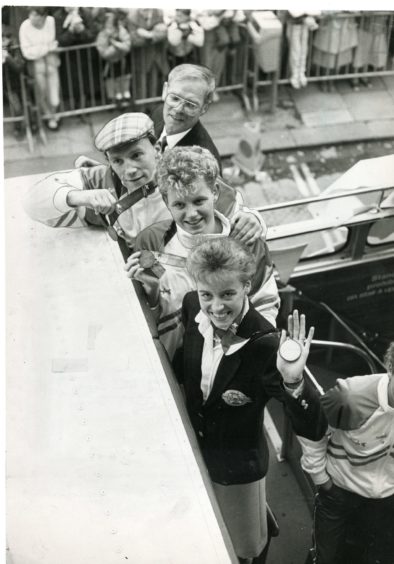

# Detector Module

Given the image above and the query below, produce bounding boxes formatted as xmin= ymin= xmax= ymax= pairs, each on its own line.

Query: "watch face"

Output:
xmin=279 ymin=339 xmax=302 ymax=362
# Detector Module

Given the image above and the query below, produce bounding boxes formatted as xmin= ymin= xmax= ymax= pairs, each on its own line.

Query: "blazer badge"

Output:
xmin=222 ymin=390 xmax=252 ymax=406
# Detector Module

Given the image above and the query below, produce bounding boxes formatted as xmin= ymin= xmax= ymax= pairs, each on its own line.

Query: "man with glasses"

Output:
xmin=153 ymin=63 xmax=222 ymax=172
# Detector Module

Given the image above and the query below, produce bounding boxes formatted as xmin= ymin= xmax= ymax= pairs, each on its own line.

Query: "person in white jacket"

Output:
xmin=299 ymin=341 xmax=394 ymax=564
xmin=167 ymin=10 xmax=204 ymax=65
xmin=19 ymin=6 xmax=61 ymax=130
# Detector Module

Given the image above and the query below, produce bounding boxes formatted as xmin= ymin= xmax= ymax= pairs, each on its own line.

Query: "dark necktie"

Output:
xmin=160 ymin=136 xmax=168 ymax=153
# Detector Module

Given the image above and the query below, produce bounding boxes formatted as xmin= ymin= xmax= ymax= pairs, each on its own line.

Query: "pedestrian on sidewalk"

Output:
xmin=351 ymin=13 xmax=390 ymax=90
xmin=167 ymin=10 xmax=204 ymax=67
xmin=96 ymin=10 xmax=132 ymax=107
xmin=312 ymin=12 xmax=358 ymax=92
xmin=285 ymin=11 xmax=320 ymax=89
xmin=2 ymin=23 xmax=25 ymax=139
xmin=19 ymin=6 xmax=61 ymax=130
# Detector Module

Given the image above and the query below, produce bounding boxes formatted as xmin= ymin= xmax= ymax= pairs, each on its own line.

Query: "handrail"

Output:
xmin=256 ymin=185 xmax=393 ymax=213
xmin=310 ymin=339 xmax=378 ymax=374
xmin=315 ymin=303 xmax=386 ymax=370
xmin=266 ymin=206 xmax=394 ymax=242
xmin=304 ymin=366 xmax=324 ymax=395
xmin=295 ymin=292 xmax=386 ymax=371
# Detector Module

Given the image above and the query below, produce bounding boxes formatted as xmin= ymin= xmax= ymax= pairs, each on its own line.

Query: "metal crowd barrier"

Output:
xmin=249 ymin=10 xmax=394 ymax=111
xmin=52 ymin=31 xmax=252 ymax=116
xmin=2 ymin=49 xmax=35 ymax=152
xmin=3 ymin=10 xmax=394 ymax=149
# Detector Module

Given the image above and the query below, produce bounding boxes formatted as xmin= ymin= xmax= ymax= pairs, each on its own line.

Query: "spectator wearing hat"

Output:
xmin=23 ymin=112 xmax=266 ymax=253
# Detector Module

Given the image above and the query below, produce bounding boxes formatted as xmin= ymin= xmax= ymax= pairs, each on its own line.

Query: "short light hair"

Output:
xmin=187 ymin=238 xmax=257 ymax=286
xmin=157 ymin=146 xmax=219 ymax=199
xmin=168 ymin=64 xmax=216 ymax=104
xmin=384 ymin=342 xmax=394 ymax=376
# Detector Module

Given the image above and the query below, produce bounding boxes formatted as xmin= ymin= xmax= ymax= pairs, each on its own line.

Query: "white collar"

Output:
xmin=160 ymin=127 xmax=192 ymax=149
xmin=195 ymin=299 xmax=251 ymax=356
xmin=176 ymin=210 xmax=231 ymax=249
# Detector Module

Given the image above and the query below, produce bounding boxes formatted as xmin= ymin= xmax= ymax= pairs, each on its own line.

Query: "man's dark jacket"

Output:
xmin=152 ymin=105 xmax=222 ymax=173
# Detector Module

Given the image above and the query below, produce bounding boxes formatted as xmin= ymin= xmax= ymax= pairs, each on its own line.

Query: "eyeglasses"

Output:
xmin=165 ymin=92 xmax=202 ymax=116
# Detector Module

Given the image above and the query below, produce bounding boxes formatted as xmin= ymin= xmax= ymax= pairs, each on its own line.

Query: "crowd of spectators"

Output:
xmin=3 ymin=7 xmax=394 ymax=134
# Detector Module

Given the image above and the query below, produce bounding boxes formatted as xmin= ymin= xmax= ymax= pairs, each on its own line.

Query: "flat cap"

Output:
xmin=94 ymin=112 xmax=155 ymax=152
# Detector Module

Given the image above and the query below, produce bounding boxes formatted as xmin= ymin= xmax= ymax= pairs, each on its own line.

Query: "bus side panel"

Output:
xmin=290 ymin=256 xmax=394 ymax=356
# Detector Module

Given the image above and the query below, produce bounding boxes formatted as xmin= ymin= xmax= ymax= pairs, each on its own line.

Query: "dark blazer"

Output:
xmin=174 ymin=292 xmax=328 ymax=485
xmin=152 ymin=105 xmax=222 ymax=173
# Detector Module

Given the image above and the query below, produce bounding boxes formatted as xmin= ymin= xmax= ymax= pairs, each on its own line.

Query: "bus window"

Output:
xmin=367 ymin=218 xmax=394 ymax=245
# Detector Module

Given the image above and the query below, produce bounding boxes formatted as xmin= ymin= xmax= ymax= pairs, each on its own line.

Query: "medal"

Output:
xmin=139 ymin=250 xmax=166 ymax=279
xmin=279 ymin=339 xmax=302 ymax=362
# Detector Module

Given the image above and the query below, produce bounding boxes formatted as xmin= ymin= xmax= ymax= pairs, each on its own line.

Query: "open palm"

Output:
xmin=276 ymin=310 xmax=314 ymax=384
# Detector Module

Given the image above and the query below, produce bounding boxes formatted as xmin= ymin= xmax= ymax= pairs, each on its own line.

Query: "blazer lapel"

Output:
xmin=204 ymin=351 xmax=242 ymax=408
xmin=203 ymin=306 xmax=272 ymax=408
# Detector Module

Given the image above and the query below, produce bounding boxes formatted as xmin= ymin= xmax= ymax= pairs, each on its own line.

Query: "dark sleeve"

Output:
xmin=180 ymin=122 xmax=222 ymax=174
xmin=133 ymin=220 xmax=173 ymax=252
xmin=171 ymin=293 xmax=193 ymax=384
xmin=6 ymin=43 xmax=24 ymax=73
xmin=282 ymin=379 xmax=328 ymax=441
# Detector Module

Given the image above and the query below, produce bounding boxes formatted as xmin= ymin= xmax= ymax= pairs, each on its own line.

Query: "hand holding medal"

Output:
xmin=276 ymin=309 xmax=314 ymax=386
xmin=124 ymin=250 xmax=162 ymax=308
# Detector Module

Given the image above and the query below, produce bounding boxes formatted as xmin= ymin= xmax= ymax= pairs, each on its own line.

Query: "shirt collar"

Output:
xmin=176 ymin=211 xmax=231 ymax=249
xmin=161 ymin=127 xmax=192 ymax=149
xmin=195 ymin=299 xmax=251 ymax=356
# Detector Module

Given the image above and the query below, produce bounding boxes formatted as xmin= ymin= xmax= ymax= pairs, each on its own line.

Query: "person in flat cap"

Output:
xmin=23 ymin=112 xmax=265 ymax=252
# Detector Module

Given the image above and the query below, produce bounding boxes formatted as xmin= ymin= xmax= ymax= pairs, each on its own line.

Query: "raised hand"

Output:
xmin=276 ymin=309 xmax=314 ymax=385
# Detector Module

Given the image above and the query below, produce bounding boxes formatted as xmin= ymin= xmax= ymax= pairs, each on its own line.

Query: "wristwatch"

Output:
xmin=279 ymin=338 xmax=302 ymax=362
